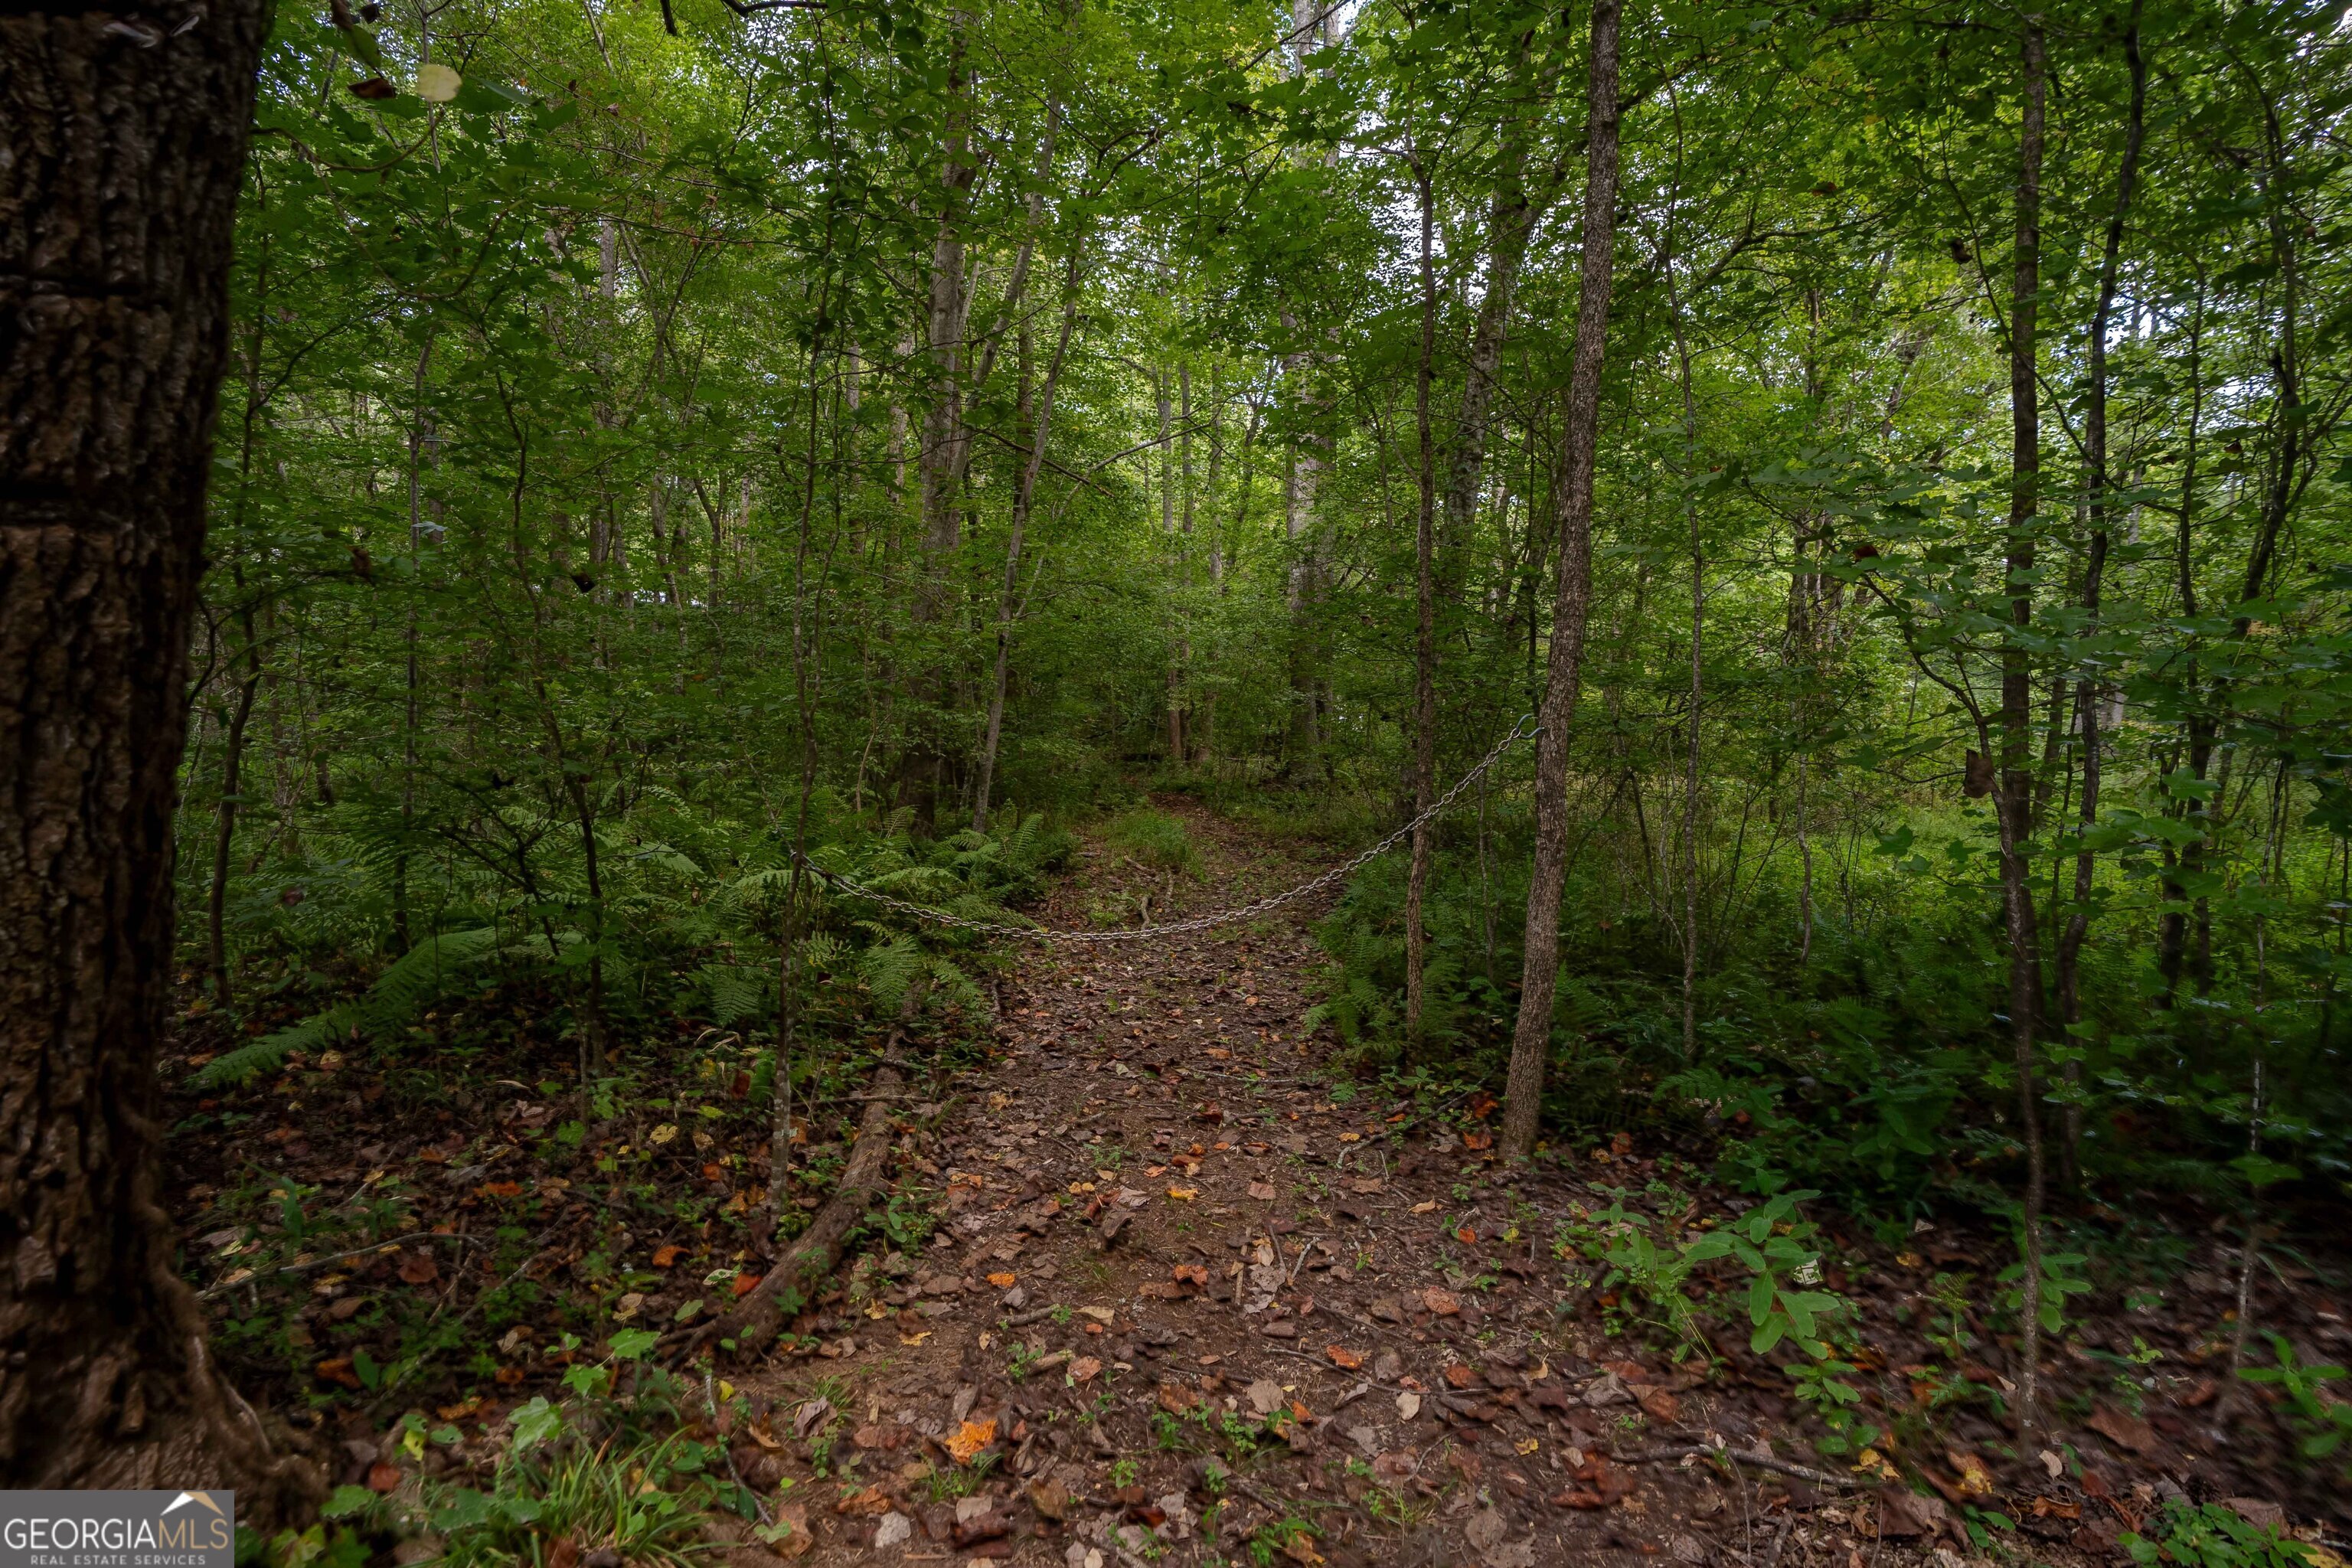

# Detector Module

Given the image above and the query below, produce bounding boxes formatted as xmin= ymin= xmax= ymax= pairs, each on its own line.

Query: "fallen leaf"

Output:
xmin=899 ymin=1331 xmax=932 ymax=1347
xmin=366 ymin=1462 xmax=402 ymax=1493
xmin=1076 ymin=1305 xmax=1115 ymax=1322
xmin=2086 ymin=1403 xmax=2159 ymax=1455
xmin=1070 ymin=1356 xmax=1102 ymax=1384
xmin=652 ymin=1244 xmax=684 ymax=1269
xmin=834 ymin=1485 xmax=892 ymax=1517
xmin=1947 ymin=1449 xmax=1993 ymax=1496
xmin=1371 ymin=1451 xmax=1418 ymax=1485
xmin=1424 ymin=1289 xmax=1461 ymax=1316
xmin=315 ymin=1358 xmax=361 ymax=1390
xmin=1027 ymin=1478 xmax=1073 ymax=1521
xmin=397 ymin=1250 xmax=438 ymax=1286
xmin=1444 ymin=1364 xmax=1475 ymax=1389
xmin=1455 ymin=1226 xmax=1478 ymax=1245
xmin=1410 ymin=1200 xmax=1438 ymax=1214
xmin=1462 ymin=1129 xmax=1494 ymax=1152
xmin=731 ymin=1272 xmax=762 ymax=1298
xmin=649 ymin=1123 xmax=678 ymax=1145
xmin=1396 ymin=1391 xmax=1421 ymax=1419
xmin=1168 ymin=1186 xmax=1198 ymax=1201
xmin=1249 ymin=1181 xmax=1279 ymax=1200
xmin=987 ymin=1272 xmax=1018 ymax=1288
xmin=946 ymin=1418 xmax=998 ymax=1464
xmin=1636 ymin=1386 xmax=1681 ymax=1422
xmin=764 ymin=1503 xmax=812 ymax=1559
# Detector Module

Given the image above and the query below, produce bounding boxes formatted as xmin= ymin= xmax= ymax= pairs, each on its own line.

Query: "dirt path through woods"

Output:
xmin=730 ymin=799 xmax=1831 ymax=1568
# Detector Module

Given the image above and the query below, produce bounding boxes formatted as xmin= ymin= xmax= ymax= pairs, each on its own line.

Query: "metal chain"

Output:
xmin=793 ymin=713 xmax=1539 ymax=945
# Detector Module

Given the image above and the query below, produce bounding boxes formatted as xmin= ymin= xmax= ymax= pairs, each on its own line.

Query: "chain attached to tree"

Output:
xmin=792 ymin=714 xmax=1538 ymax=944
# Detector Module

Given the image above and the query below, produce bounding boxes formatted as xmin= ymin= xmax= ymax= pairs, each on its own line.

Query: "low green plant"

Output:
xmin=2122 ymin=1501 xmax=2324 ymax=1568
xmin=362 ymin=1389 xmax=722 ymax=1568
xmin=1106 ymin=809 xmax=1198 ymax=874
xmin=2239 ymin=1333 xmax=2352 ymax=1475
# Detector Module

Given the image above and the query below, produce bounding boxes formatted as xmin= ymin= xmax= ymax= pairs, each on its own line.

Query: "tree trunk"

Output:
xmin=1499 ymin=0 xmax=1622 ymax=1163
xmin=207 ymin=607 xmax=263 ymax=1007
xmin=1405 ymin=159 xmax=1441 ymax=1038
xmin=2055 ymin=1 xmax=2144 ymax=1176
xmin=1998 ymin=16 xmax=2050 ymax=1443
xmin=975 ymin=237 xmax=1085 ymax=832
xmin=0 ymin=0 xmax=318 ymax=1508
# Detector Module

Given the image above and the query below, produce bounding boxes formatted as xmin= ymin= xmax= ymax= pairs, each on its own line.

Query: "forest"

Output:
xmin=2 ymin=0 xmax=2350 ymax=1562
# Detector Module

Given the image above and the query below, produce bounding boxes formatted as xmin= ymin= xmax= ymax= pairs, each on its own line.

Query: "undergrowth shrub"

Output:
xmin=1106 ymin=808 xmax=1199 ymax=873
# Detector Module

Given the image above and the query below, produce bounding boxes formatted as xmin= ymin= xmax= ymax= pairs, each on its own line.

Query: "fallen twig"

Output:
xmin=678 ymin=978 xmax=932 ymax=1361
xmin=1615 ymin=1444 xmax=1860 ymax=1490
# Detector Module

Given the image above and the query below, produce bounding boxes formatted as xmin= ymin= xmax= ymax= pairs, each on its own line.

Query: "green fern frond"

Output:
xmin=191 ymin=926 xmax=506 ymax=1089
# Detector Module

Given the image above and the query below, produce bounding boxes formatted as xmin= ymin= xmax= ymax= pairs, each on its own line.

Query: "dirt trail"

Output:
xmin=731 ymin=800 xmax=1817 ymax=1568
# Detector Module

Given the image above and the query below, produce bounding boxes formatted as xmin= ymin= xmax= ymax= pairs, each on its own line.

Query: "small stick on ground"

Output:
xmin=1614 ymin=1445 xmax=1860 ymax=1490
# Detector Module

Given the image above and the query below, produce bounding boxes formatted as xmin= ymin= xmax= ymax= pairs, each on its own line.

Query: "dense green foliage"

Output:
xmin=190 ymin=0 xmax=2350 ymax=1242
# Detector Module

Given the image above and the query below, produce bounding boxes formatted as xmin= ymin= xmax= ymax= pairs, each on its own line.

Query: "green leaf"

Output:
xmin=509 ymin=1395 xmax=563 ymax=1452
xmin=609 ymin=1328 xmax=661 ymax=1360
xmin=1749 ymin=1272 xmax=1775 ymax=1327
xmin=321 ymin=1487 xmax=378 ymax=1521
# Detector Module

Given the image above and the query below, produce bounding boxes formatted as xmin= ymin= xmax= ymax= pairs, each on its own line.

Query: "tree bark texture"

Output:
xmin=1500 ymin=0 xmax=1622 ymax=1162
xmin=1998 ymin=16 xmax=2050 ymax=1442
xmin=0 ymin=0 xmax=318 ymax=1508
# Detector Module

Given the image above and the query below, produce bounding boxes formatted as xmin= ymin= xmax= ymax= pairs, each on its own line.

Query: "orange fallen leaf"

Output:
xmin=1444 ymin=1364 xmax=1475 ymax=1389
xmin=731 ymin=1272 xmax=763 ymax=1298
xmin=701 ymin=1163 xmax=725 ymax=1181
xmin=479 ymin=1180 xmax=525 ymax=1198
xmin=1455 ymin=1226 xmax=1478 ymax=1245
xmin=945 ymin=1417 xmax=998 ymax=1464
xmin=1326 ymin=1346 xmax=1364 ymax=1370
xmin=366 ymin=1462 xmax=403 ymax=1494
xmin=1070 ymin=1356 xmax=1102 ymax=1384
xmin=834 ymin=1485 xmax=893 ymax=1516
xmin=1249 ymin=1181 xmax=1278 ymax=1200
xmin=652 ymin=1244 xmax=684 ymax=1269
xmin=1460 ymin=1130 xmax=1493 ymax=1152
xmin=315 ymin=1357 xmax=361 ymax=1390
xmin=397 ymin=1250 xmax=439 ymax=1286
xmin=1410 ymin=1200 xmax=1438 ymax=1214
xmin=987 ymin=1272 xmax=1018 ymax=1288
xmin=1167 ymin=1187 xmax=1198 ymax=1201
xmin=1423 ymin=1289 xmax=1460 ymax=1316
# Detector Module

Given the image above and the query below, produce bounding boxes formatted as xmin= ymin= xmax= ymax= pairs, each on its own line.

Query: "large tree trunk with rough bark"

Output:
xmin=0 ymin=0 xmax=319 ymax=1510
xmin=1499 ymin=0 xmax=1622 ymax=1163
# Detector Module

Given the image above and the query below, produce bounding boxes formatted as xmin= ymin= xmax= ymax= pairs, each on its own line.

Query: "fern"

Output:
xmin=858 ymin=934 xmax=928 ymax=1014
xmin=191 ymin=927 xmax=505 ymax=1089
xmin=694 ymin=962 xmax=770 ymax=1029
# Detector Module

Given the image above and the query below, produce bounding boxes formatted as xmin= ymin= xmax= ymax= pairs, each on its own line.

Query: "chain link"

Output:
xmin=792 ymin=714 xmax=1539 ymax=945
